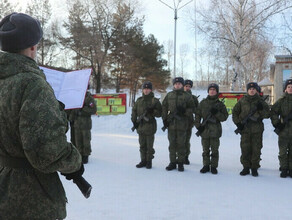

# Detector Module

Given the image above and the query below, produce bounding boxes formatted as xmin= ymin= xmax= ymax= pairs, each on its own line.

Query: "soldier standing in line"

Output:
xmin=71 ymin=90 xmax=97 ymax=164
xmin=131 ymin=81 xmax=162 ymax=169
xmin=162 ymin=77 xmax=195 ymax=172
xmin=194 ymin=83 xmax=228 ymax=174
xmin=0 ymin=13 xmax=83 ymax=219
xmin=271 ymin=79 xmax=292 ymax=178
xmin=232 ymin=82 xmax=270 ymax=177
xmin=183 ymin=79 xmax=199 ymax=165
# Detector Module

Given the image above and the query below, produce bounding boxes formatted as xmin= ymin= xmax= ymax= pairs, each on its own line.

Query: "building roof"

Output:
xmin=258 ymin=77 xmax=273 ymax=86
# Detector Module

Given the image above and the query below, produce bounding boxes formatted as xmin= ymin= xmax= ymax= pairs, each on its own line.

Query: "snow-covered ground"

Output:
xmin=62 ymin=90 xmax=292 ymax=220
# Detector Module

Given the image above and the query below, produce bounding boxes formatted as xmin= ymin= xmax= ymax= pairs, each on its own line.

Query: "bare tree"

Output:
xmin=164 ymin=40 xmax=174 ymax=77
xmin=60 ymin=0 xmax=142 ymax=93
xmin=192 ymin=0 xmax=292 ymax=90
xmin=0 ymin=0 xmax=15 ymax=19
xmin=178 ymin=43 xmax=190 ymax=78
xmin=26 ymin=0 xmax=59 ymax=66
xmin=279 ymin=12 xmax=292 ymax=55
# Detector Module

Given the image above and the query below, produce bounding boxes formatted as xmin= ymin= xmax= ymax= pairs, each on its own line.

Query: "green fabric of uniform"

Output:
xmin=162 ymin=88 xmax=195 ymax=131
xmin=240 ymin=132 xmax=263 ymax=168
xmin=0 ymin=51 xmax=82 ymax=220
xmin=232 ymin=93 xmax=270 ymax=169
xmin=168 ymin=129 xmax=187 ymax=163
xmin=271 ymin=93 xmax=292 ymax=169
xmin=194 ymin=94 xmax=228 ymax=138
xmin=278 ymin=136 xmax=292 ymax=169
xmin=232 ymin=93 xmax=270 ymax=134
xmin=194 ymin=94 xmax=228 ymax=168
xmin=131 ymin=92 xmax=162 ymax=161
xmin=131 ymin=92 xmax=162 ymax=136
xmin=138 ymin=135 xmax=155 ymax=161
xmin=75 ymin=129 xmax=92 ymax=156
xmin=185 ymin=91 xmax=199 ymax=156
xmin=162 ymin=88 xmax=195 ymax=163
xmin=72 ymin=91 xmax=97 ymax=156
xmin=201 ymin=137 xmax=220 ymax=168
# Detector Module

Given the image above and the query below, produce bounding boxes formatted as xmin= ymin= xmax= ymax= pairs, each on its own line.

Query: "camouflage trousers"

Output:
xmin=168 ymin=129 xmax=187 ymax=163
xmin=201 ymin=137 xmax=220 ymax=168
xmin=185 ymin=128 xmax=193 ymax=157
xmin=74 ymin=128 xmax=92 ymax=156
xmin=278 ymin=136 xmax=292 ymax=169
xmin=138 ymin=134 xmax=155 ymax=161
xmin=240 ymin=132 xmax=263 ymax=169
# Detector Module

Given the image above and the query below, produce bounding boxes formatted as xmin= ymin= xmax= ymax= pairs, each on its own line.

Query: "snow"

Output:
xmin=62 ymin=90 xmax=292 ymax=220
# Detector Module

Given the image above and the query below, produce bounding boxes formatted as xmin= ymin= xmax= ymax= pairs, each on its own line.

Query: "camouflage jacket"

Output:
xmin=131 ymin=92 xmax=162 ymax=135
xmin=0 ymin=52 xmax=82 ymax=220
xmin=70 ymin=91 xmax=97 ymax=130
xmin=187 ymin=90 xmax=199 ymax=129
xmin=194 ymin=94 xmax=228 ymax=138
xmin=232 ymin=94 xmax=270 ymax=134
xmin=271 ymin=93 xmax=292 ymax=137
xmin=162 ymin=88 xmax=195 ymax=131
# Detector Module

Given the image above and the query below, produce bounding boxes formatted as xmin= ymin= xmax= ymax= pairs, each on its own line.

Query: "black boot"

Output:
xmin=200 ymin=165 xmax=210 ymax=173
xmin=289 ymin=170 xmax=292 ymax=178
xmin=136 ymin=160 xmax=146 ymax=168
xmin=211 ymin=167 xmax=218 ymax=174
xmin=82 ymin=156 xmax=89 ymax=164
xmin=240 ymin=167 xmax=250 ymax=176
xmin=251 ymin=168 xmax=258 ymax=177
xmin=146 ymin=161 xmax=152 ymax=169
xmin=280 ymin=169 xmax=288 ymax=178
xmin=184 ymin=156 xmax=190 ymax=165
xmin=178 ymin=163 xmax=184 ymax=172
xmin=165 ymin=162 xmax=177 ymax=171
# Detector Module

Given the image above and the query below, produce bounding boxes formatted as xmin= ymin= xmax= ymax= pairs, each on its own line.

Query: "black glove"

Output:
xmin=61 ymin=164 xmax=84 ymax=180
xmin=133 ymin=121 xmax=139 ymax=128
xmin=176 ymin=106 xmax=186 ymax=115
xmin=210 ymin=107 xmax=218 ymax=115
xmin=236 ymin=123 xmax=244 ymax=130
xmin=163 ymin=119 xmax=169 ymax=128
xmin=257 ymin=102 xmax=263 ymax=111
xmin=275 ymin=122 xmax=285 ymax=131
xmin=197 ymin=126 xmax=204 ymax=133
xmin=146 ymin=106 xmax=154 ymax=114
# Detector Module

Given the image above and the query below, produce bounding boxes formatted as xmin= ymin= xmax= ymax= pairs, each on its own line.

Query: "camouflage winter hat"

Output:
xmin=0 ymin=13 xmax=43 ymax=52
xmin=246 ymin=82 xmax=258 ymax=91
xmin=184 ymin=79 xmax=193 ymax=88
xmin=172 ymin=77 xmax=184 ymax=85
xmin=208 ymin=83 xmax=219 ymax=93
xmin=142 ymin=81 xmax=152 ymax=90
xmin=284 ymin=79 xmax=292 ymax=90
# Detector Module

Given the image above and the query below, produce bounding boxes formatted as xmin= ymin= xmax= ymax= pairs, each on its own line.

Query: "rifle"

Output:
xmin=234 ymin=96 xmax=268 ymax=135
xmin=274 ymin=110 xmax=292 ymax=135
xmin=161 ymin=110 xmax=181 ymax=132
xmin=195 ymin=97 xmax=225 ymax=137
xmin=72 ymin=176 xmax=92 ymax=199
xmin=131 ymin=106 xmax=152 ymax=132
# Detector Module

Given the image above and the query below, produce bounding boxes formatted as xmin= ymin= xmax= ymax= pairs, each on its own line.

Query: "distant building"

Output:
xmin=269 ymin=55 xmax=292 ymax=104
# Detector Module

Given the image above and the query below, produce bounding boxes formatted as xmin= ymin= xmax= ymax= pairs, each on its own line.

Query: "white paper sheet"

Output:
xmin=40 ymin=66 xmax=92 ymax=109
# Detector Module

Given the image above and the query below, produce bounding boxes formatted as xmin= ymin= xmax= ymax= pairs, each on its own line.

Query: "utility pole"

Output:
xmin=158 ymin=0 xmax=193 ymax=78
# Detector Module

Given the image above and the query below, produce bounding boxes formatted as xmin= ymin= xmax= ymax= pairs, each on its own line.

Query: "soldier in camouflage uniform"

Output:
xmin=162 ymin=77 xmax=195 ymax=172
xmin=271 ymin=79 xmax=292 ymax=178
xmin=232 ymin=82 xmax=270 ymax=177
xmin=0 ymin=13 xmax=83 ymax=220
xmin=194 ymin=83 xmax=228 ymax=174
xmin=131 ymin=81 xmax=162 ymax=169
xmin=70 ymin=91 xmax=97 ymax=164
xmin=183 ymin=79 xmax=199 ymax=164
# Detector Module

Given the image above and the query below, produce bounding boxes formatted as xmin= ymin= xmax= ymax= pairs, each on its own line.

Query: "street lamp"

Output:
xmin=158 ymin=0 xmax=194 ymax=78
